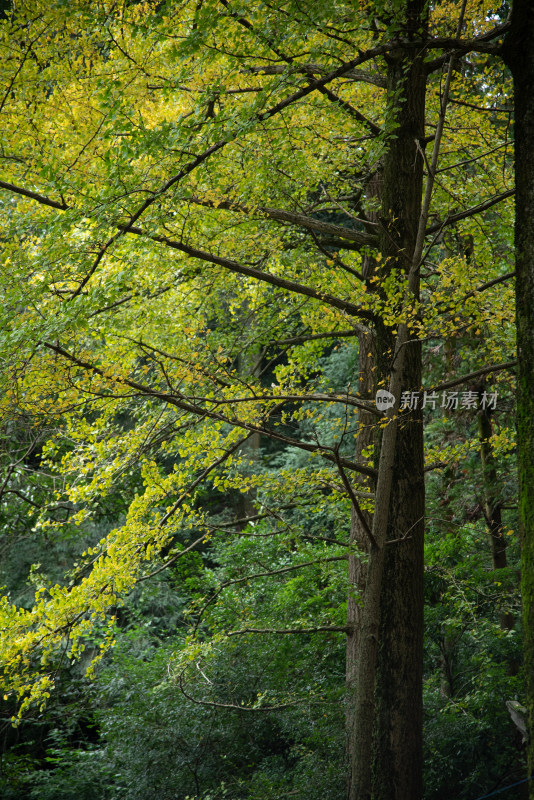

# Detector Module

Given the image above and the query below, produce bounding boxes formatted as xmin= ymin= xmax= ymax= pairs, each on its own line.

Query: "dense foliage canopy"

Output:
xmin=0 ymin=1 xmax=524 ymax=799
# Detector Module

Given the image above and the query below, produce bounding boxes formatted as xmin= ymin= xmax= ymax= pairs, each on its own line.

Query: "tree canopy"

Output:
xmin=0 ymin=2 xmax=523 ymax=799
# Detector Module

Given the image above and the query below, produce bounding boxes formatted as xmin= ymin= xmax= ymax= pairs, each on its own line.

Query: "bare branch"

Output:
xmin=189 ymin=196 xmax=376 ymax=247
xmin=245 ymin=63 xmax=386 ymax=88
xmin=226 ymin=624 xmax=351 ymax=635
xmin=178 ymin=675 xmax=304 ymax=712
xmin=426 ymin=189 xmax=514 ymax=235
xmin=332 ymin=444 xmax=377 ymax=549
xmin=0 ymin=180 xmax=67 ymax=210
xmin=430 ymin=360 xmax=516 ymax=393
xmin=43 ymin=342 xmax=378 ymax=479
xmin=121 ymin=223 xmax=376 ymax=321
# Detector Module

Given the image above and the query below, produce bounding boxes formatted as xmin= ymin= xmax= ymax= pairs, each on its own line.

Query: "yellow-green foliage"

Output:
xmin=0 ymin=0 xmax=513 ymax=713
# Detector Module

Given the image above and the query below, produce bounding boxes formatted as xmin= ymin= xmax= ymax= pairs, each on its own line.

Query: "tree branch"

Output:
xmin=121 ymin=223 xmax=376 ymax=321
xmin=332 ymin=444 xmax=377 ymax=549
xmin=193 ymin=555 xmax=348 ymax=633
xmin=0 ymin=180 xmax=67 ymax=210
xmin=177 ymin=675 xmax=303 ymax=712
xmin=268 ymin=328 xmax=360 ymax=346
xmin=245 ymin=63 xmax=386 ymax=88
xmin=426 ymin=189 xmax=514 ymax=235
xmin=188 ymin=196 xmax=376 ymax=247
xmin=312 ymin=83 xmax=381 ymax=135
xmin=226 ymin=624 xmax=351 ymax=635
xmin=430 ymin=360 xmax=516 ymax=393
xmin=43 ymin=342 xmax=378 ymax=479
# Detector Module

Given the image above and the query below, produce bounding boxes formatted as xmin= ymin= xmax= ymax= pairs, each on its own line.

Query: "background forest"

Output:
xmin=0 ymin=1 xmax=528 ymax=799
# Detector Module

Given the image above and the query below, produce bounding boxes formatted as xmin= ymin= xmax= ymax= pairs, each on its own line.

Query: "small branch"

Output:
xmin=178 ymin=676 xmax=303 ymax=712
xmin=430 ymin=360 xmax=516 ymax=393
xmin=449 ymin=98 xmax=512 ymax=114
xmin=268 ymin=328 xmax=360 ymax=346
xmin=332 ymin=444 xmax=377 ymax=549
xmin=216 ymin=555 xmax=348 ymax=589
xmin=121 ymin=223 xmax=377 ymax=322
xmin=43 ymin=341 xmax=378 ymax=479
xmin=193 ymin=555 xmax=348 ymax=633
xmin=424 ymin=461 xmax=448 ymax=472
xmin=473 ymin=271 xmax=515 ymax=295
xmin=431 ymin=271 xmax=515 ymax=317
xmin=226 ymin=624 xmax=351 ymax=635
xmin=161 ymin=437 xmax=251 ymax=528
xmin=245 ymin=63 xmax=386 ymax=88
xmin=0 ymin=180 xmax=67 ymax=210
xmin=426 ymin=189 xmax=514 ymax=235
xmin=188 ymin=195 xmax=376 ymax=247
xmin=138 ymin=534 xmax=211 ymax=583
xmin=313 ymin=83 xmax=381 ymax=135
xmin=2 ymin=489 xmax=41 ymax=508
xmin=435 ymin=142 xmax=510 ymax=175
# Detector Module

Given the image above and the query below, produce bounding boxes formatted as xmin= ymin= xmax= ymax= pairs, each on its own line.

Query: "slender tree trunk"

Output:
xmin=346 ymin=311 xmax=377 ymax=786
xmin=346 ymin=170 xmax=382 ymax=729
xmin=236 ymin=306 xmax=261 ymax=521
xmin=503 ymin=2 xmax=534 ymax=793
xmin=347 ymin=3 xmax=427 ymax=797
xmin=478 ymin=406 xmax=515 ymax=630
xmin=478 ymin=406 xmax=507 ymax=571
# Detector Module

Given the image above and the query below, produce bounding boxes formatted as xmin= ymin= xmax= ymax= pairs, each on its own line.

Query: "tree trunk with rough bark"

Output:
xmin=478 ymin=405 xmax=515 ymax=630
xmin=371 ymin=38 xmax=426 ymax=798
xmin=346 ymin=298 xmax=378 ymax=789
xmin=478 ymin=399 xmax=507 ymax=572
xmin=346 ymin=2 xmax=427 ymax=797
xmin=345 ymin=169 xmax=381 ymax=736
xmin=503 ymin=1 xmax=534 ymax=792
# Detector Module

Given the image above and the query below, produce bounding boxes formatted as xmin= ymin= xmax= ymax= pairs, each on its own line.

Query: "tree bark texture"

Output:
xmin=347 ymin=3 xmax=427 ymax=797
xmin=346 ymin=320 xmax=378 ymax=783
xmin=477 ymin=407 xmax=515 ymax=630
xmin=504 ymin=1 xmax=534 ymax=792
xmin=478 ymin=406 xmax=507 ymax=571
xmin=372 ymin=42 xmax=426 ymax=800
xmin=346 ymin=170 xmax=382 ymax=731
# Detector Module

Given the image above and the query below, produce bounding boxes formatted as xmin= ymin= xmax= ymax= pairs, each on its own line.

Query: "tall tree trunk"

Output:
xmin=372 ymin=26 xmax=426 ymax=797
xmin=503 ymin=2 xmax=534 ymax=793
xmin=347 ymin=3 xmax=427 ymax=798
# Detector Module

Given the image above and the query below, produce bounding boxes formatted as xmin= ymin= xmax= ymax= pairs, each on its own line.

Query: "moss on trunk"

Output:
xmin=503 ymin=1 xmax=534 ymax=791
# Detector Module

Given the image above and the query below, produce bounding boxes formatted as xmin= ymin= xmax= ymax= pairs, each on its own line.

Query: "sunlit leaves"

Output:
xmin=0 ymin=0 xmax=515 ymax=717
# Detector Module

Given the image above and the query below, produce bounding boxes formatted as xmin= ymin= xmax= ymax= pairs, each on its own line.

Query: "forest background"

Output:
xmin=0 ymin=1 xmax=530 ymax=799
